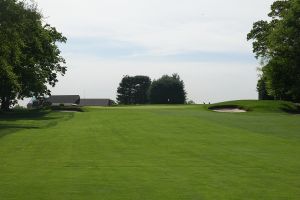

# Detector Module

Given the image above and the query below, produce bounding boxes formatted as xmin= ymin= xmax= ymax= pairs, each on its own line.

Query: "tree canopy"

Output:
xmin=117 ymin=75 xmax=151 ymax=104
xmin=247 ymin=0 xmax=300 ymax=102
xmin=0 ymin=0 xmax=66 ymax=110
xmin=149 ymin=74 xmax=186 ymax=104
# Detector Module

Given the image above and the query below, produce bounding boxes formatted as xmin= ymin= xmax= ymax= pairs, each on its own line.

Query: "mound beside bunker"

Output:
xmin=209 ymin=105 xmax=247 ymax=113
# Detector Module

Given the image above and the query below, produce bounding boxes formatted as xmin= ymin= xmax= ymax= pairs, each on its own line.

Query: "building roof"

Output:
xmin=47 ymin=95 xmax=80 ymax=104
xmin=79 ymin=99 xmax=112 ymax=106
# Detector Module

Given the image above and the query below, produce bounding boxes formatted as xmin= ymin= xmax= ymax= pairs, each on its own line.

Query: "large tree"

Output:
xmin=149 ymin=74 xmax=186 ymax=104
xmin=0 ymin=0 xmax=66 ymax=110
xmin=247 ymin=0 xmax=300 ymax=102
xmin=117 ymin=75 xmax=151 ymax=104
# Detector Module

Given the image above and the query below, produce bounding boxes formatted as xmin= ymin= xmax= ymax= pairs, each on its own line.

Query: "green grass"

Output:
xmin=0 ymin=101 xmax=300 ymax=199
xmin=208 ymin=100 xmax=300 ymax=113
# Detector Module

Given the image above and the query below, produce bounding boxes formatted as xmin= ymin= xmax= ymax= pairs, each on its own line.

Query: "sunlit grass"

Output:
xmin=0 ymin=101 xmax=299 ymax=199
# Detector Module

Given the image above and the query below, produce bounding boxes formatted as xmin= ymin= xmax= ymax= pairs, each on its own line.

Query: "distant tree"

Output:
xmin=0 ymin=0 xmax=67 ymax=111
xmin=149 ymin=74 xmax=186 ymax=104
xmin=186 ymin=99 xmax=196 ymax=104
xmin=117 ymin=75 xmax=151 ymax=104
xmin=117 ymin=76 xmax=132 ymax=104
xmin=247 ymin=0 xmax=300 ymax=102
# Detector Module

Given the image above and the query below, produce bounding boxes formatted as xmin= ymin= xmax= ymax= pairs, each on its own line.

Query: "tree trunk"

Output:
xmin=0 ymin=97 xmax=10 ymax=111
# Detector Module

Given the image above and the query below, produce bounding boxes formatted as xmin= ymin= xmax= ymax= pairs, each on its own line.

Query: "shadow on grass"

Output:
xmin=50 ymin=106 xmax=84 ymax=112
xmin=281 ymin=103 xmax=300 ymax=114
xmin=0 ymin=125 xmax=40 ymax=139
xmin=0 ymin=109 xmax=75 ymax=139
xmin=0 ymin=109 xmax=50 ymax=120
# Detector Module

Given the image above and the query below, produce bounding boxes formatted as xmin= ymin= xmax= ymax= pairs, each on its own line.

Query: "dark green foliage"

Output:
xmin=186 ymin=99 xmax=196 ymax=104
xmin=149 ymin=74 xmax=186 ymax=104
xmin=117 ymin=75 xmax=151 ymax=104
xmin=0 ymin=0 xmax=66 ymax=110
xmin=247 ymin=0 xmax=300 ymax=102
xmin=257 ymin=77 xmax=274 ymax=100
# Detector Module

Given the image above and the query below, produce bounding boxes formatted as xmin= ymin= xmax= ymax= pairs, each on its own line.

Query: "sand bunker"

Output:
xmin=212 ymin=108 xmax=247 ymax=113
xmin=57 ymin=110 xmax=80 ymax=113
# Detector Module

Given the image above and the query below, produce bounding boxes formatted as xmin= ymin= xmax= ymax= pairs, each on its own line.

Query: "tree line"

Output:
xmin=248 ymin=0 xmax=300 ymax=102
xmin=117 ymin=74 xmax=187 ymax=104
xmin=1 ymin=0 xmax=299 ymax=111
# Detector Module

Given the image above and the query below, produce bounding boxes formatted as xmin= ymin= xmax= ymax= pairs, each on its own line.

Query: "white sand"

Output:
xmin=212 ymin=108 xmax=247 ymax=113
xmin=56 ymin=110 xmax=79 ymax=113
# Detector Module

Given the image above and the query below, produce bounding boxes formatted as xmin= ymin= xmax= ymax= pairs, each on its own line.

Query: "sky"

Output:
xmin=33 ymin=0 xmax=274 ymax=103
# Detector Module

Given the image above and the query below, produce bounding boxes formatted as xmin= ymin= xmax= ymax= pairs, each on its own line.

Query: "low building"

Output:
xmin=46 ymin=95 xmax=80 ymax=106
xmin=27 ymin=95 xmax=113 ymax=108
xmin=79 ymin=99 xmax=113 ymax=107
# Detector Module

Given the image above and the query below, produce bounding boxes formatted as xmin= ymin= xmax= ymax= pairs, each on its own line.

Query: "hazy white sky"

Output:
xmin=35 ymin=0 xmax=274 ymax=103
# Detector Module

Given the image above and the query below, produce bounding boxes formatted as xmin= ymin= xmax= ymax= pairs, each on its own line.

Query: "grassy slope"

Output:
xmin=208 ymin=100 xmax=300 ymax=113
xmin=0 ymin=102 xmax=300 ymax=199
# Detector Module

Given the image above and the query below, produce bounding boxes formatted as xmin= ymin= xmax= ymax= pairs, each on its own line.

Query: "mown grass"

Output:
xmin=208 ymin=100 xmax=300 ymax=113
xmin=0 ymin=101 xmax=300 ymax=200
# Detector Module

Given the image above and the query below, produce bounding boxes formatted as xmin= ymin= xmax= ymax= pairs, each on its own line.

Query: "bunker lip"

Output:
xmin=208 ymin=105 xmax=248 ymax=113
xmin=212 ymin=108 xmax=247 ymax=113
xmin=56 ymin=110 xmax=80 ymax=113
